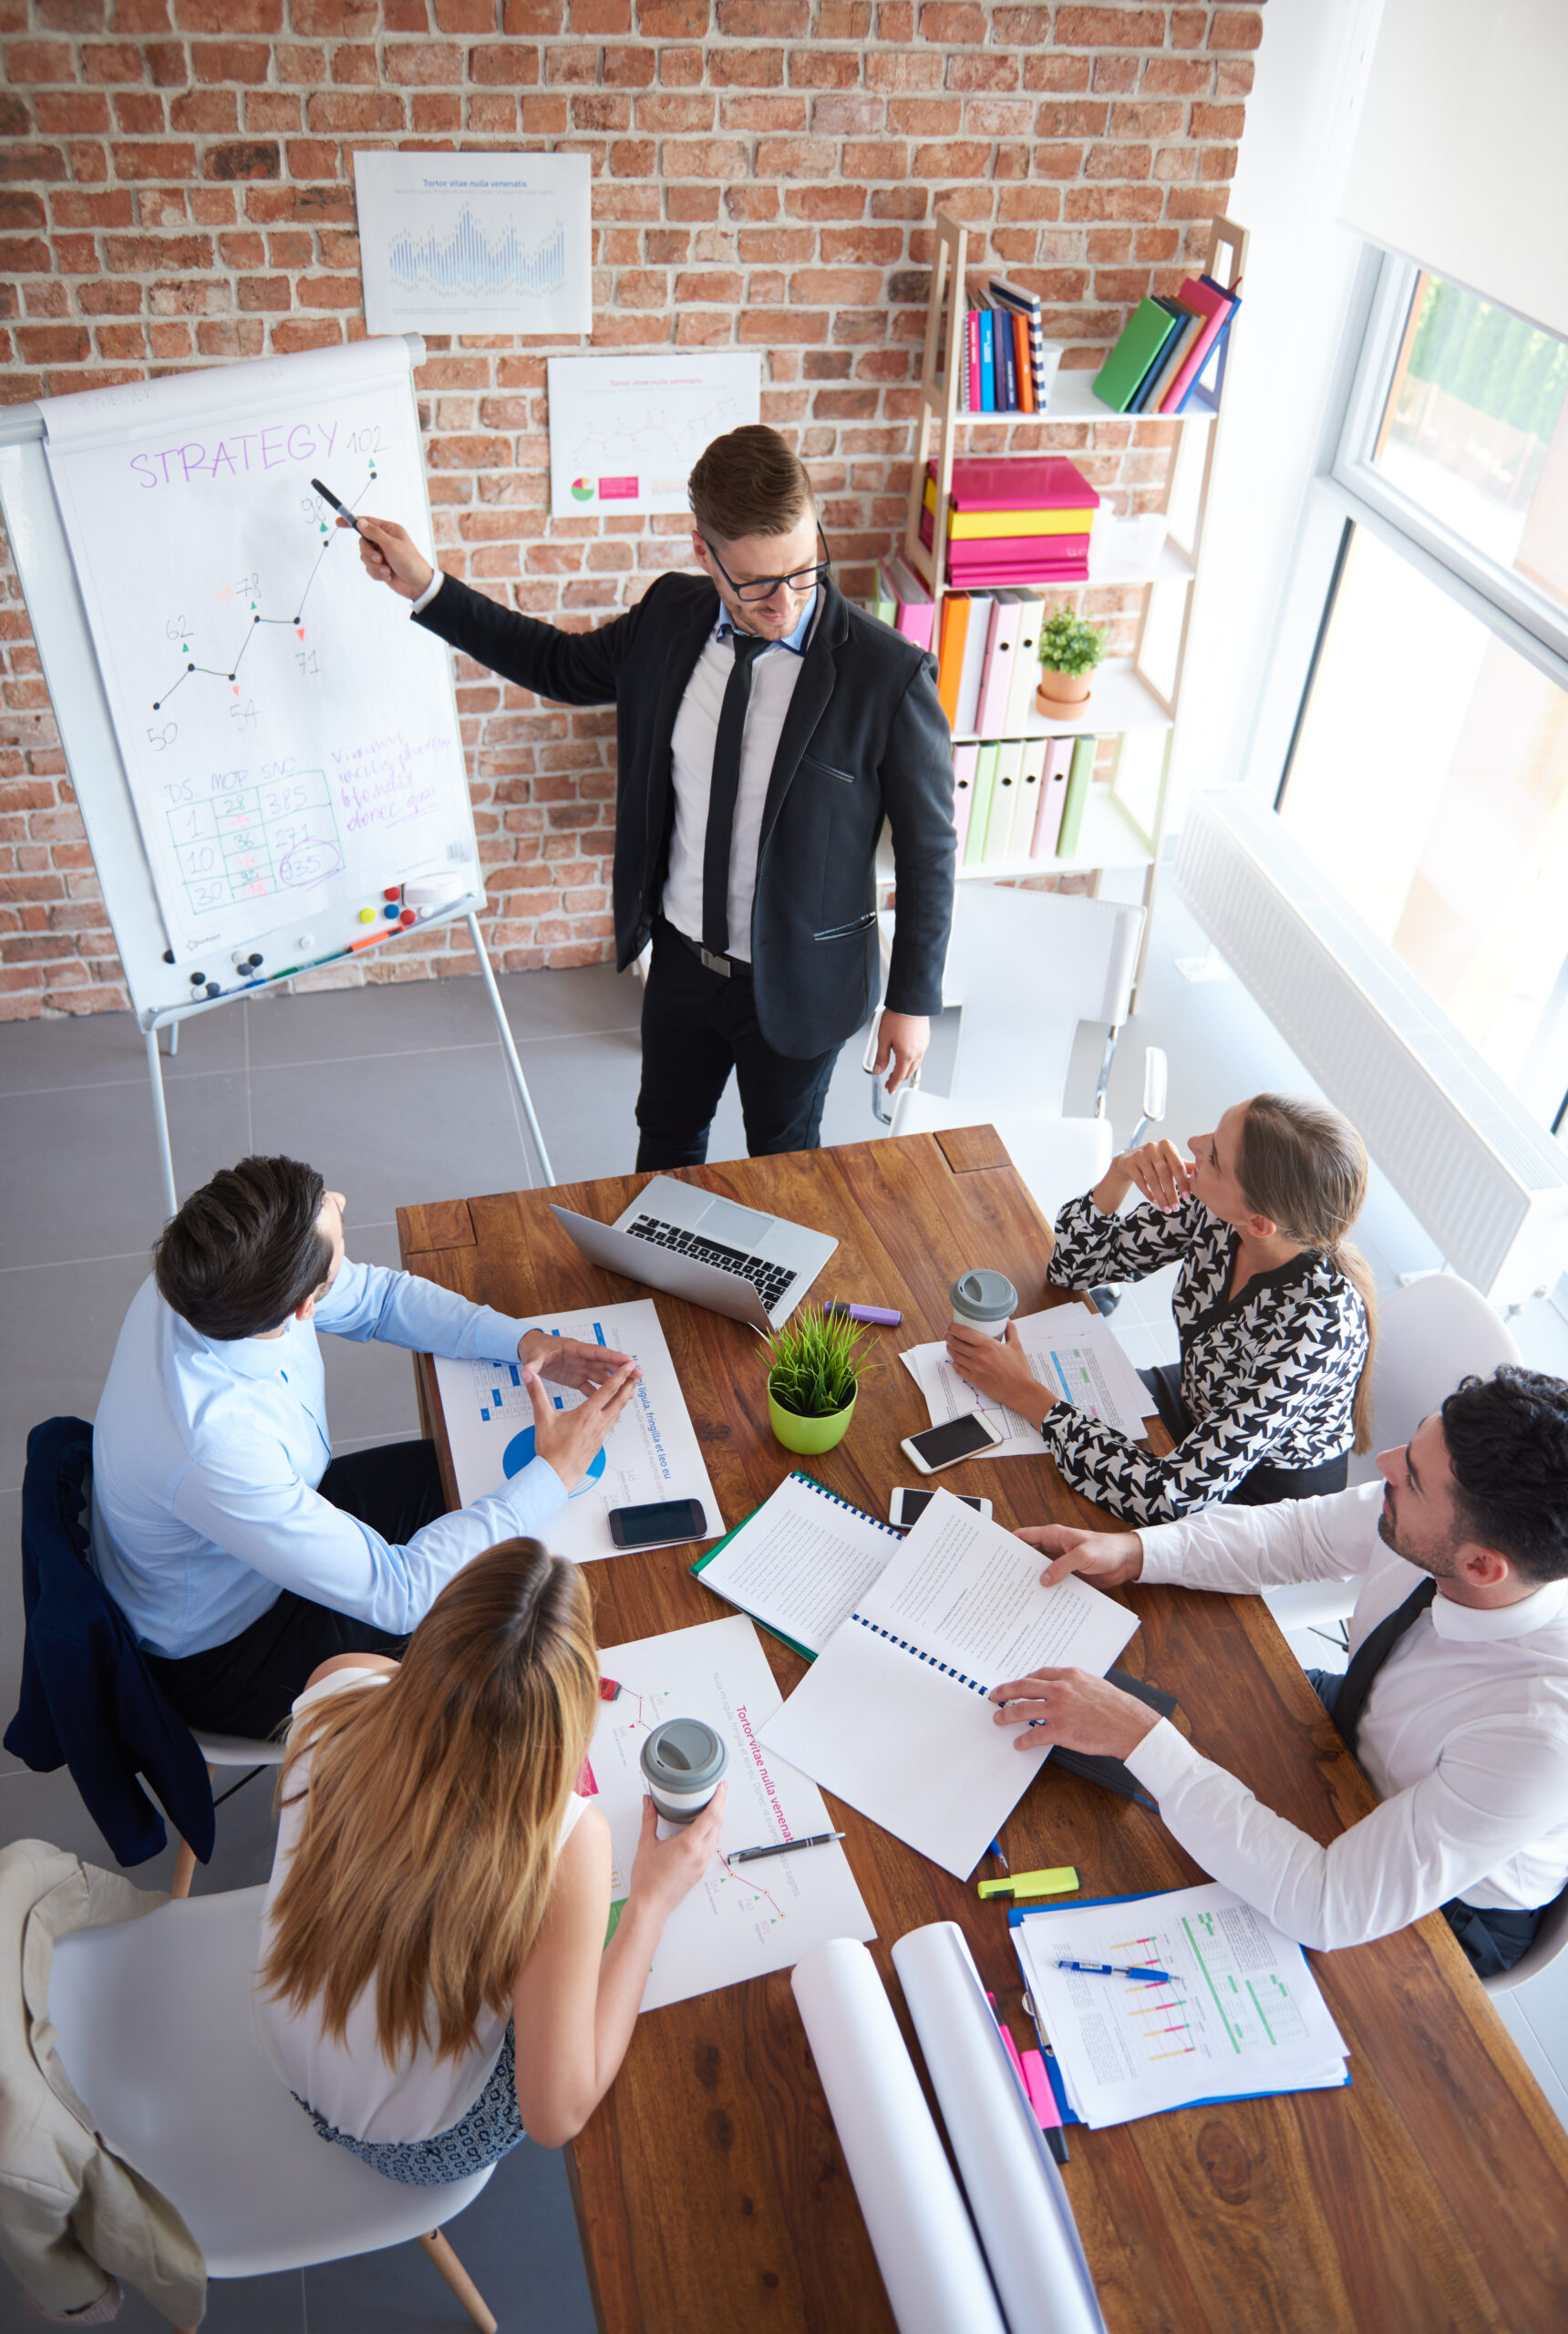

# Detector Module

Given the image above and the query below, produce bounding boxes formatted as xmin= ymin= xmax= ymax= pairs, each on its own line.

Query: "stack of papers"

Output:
xmin=1012 ymin=1882 xmax=1349 ymax=2128
xmin=901 ymin=1304 xmax=1153 ymax=1457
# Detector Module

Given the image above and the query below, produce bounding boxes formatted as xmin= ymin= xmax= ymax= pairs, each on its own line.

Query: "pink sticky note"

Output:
xmin=1020 ymin=2047 xmax=1063 ymax=2132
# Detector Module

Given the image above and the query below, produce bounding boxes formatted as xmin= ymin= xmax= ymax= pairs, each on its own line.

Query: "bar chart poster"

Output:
xmin=354 ymin=151 xmax=591 ymax=336
xmin=547 ymin=354 xmax=761 ymax=517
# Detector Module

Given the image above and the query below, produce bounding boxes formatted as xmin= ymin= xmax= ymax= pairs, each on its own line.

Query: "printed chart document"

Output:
xmin=691 ymin=1472 xmax=906 ymax=1658
xmin=432 ymin=1297 xmax=718 ymax=1563
xmin=1012 ymin=1883 xmax=1349 ymax=2128
xmin=589 ymin=1616 xmax=874 ymax=2011
xmin=901 ymin=1304 xmax=1153 ymax=1459
xmin=759 ymin=1489 xmax=1139 ymax=1879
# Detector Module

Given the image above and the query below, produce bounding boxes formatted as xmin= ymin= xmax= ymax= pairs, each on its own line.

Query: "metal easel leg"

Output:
xmin=145 ymin=1025 xmax=178 ymax=1218
xmin=466 ymin=910 xmax=556 ymax=1188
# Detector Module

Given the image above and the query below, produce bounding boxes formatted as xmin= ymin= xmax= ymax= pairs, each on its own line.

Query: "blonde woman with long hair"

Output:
xmin=947 ymin=1094 xmax=1376 ymax=1524
xmin=257 ymin=1537 xmax=725 ymax=2182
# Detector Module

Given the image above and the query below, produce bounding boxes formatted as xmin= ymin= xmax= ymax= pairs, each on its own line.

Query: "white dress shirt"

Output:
xmin=660 ymin=594 xmax=817 ymax=963
xmin=91 ymin=1264 xmax=564 ymax=1658
xmin=1123 ymin=1482 xmax=1568 ymax=1950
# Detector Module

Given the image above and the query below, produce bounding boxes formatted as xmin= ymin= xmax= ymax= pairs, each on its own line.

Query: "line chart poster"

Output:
xmin=355 ymin=151 xmax=591 ymax=337
xmin=39 ymin=340 xmax=474 ymax=965
xmin=546 ymin=354 xmax=761 ymax=518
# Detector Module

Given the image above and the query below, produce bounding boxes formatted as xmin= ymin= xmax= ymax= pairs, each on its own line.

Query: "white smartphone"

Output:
xmin=899 ymin=1411 xmax=1006 ymax=1473
xmin=890 ymin=1486 xmax=994 ymax=1529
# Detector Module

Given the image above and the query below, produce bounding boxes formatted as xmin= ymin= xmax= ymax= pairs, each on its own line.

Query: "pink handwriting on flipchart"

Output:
xmin=331 ymin=732 xmax=447 ymax=834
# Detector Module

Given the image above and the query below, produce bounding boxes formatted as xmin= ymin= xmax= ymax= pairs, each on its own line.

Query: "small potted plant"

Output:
xmin=1035 ymin=605 xmax=1107 ymax=716
xmin=762 ymin=1303 xmax=875 ymax=1457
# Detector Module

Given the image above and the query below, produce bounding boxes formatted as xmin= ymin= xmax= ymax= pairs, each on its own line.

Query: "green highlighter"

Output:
xmin=977 ymin=1865 xmax=1079 ymax=1903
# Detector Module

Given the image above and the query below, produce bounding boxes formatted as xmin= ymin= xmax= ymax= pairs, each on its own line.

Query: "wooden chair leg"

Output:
xmin=170 ymin=1835 xmax=197 ymax=1900
xmin=418 ymin=2228 xmax=498 ymax=2334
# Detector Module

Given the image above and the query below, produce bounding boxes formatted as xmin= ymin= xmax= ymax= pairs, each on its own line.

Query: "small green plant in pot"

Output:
xmin=762 ymin=1303 xmax=875 ymax=1457
xmin=1035 ymin=605 xmax=1108 ymax=716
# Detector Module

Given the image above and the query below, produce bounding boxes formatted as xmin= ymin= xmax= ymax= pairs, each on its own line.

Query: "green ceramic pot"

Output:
xmin=767 ymin=1383 xmax=857 ymax=1456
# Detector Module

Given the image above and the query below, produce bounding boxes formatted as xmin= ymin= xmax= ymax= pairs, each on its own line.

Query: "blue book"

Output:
xmin=1127 ymin=298 xmax=1189 ymax=414
xmin=1174 ymin=277 xmax=1243 ymax=410
xmin=978 ymin=306 xmax=995 ymax=412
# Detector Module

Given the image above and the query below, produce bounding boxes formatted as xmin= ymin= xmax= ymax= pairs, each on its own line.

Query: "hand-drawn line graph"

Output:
xmin=150 ymin=465 xmax=376 ymax=709
xmin=388 ymin=208 xmax=566 ymax=301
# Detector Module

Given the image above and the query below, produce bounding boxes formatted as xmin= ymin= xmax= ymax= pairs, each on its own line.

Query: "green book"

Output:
xmin=965 ymin=742 xmax=999 ymax=867
xmin=873 ymin=560 xmax=898 ymax=629
xmin=1055 ymin=733 xmax=1097 ymax=859
xmin=1093 ymin=296 xmax=1179 ymax=413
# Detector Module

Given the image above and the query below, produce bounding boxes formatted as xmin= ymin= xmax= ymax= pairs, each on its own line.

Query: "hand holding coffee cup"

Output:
xmin=948 ymin=1269 xmax=1018 ymax=1338
xmin=944 ymin=1270 xmax=1056 ymax=1429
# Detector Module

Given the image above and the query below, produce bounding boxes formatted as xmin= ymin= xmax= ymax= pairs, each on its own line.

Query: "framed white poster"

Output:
xmin=546 ymin=353 xmax=762 ymax=518
xmin=354 ymin=151 xmax=591 ymax=337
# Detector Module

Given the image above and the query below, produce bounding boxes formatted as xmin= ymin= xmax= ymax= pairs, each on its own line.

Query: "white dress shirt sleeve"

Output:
xmin=1137 ymin=1480 xmax=1382 ymax=1595
xmin=313 ymin=1255 xmax=532 ymax=1363
xmin=410 ymin=568 xmax=444 ymax=616
xmin=1125 ymin=1704 xmax=1568 ymax=1953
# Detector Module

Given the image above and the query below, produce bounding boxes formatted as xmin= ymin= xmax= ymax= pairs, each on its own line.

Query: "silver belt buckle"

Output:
xmin=699 ymin=946 xmax=731 ymax=977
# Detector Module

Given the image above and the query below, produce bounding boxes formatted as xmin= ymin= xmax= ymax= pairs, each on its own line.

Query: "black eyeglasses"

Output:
xmin=701 ymin=526 xmax=831 ymax=604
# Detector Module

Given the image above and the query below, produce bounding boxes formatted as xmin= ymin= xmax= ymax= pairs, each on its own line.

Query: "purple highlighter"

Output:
xmin=824 ymin=1299 xmax=903 ymax=1327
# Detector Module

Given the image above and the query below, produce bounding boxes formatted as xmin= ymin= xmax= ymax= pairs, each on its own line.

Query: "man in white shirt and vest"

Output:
xmin=349 ymin=425 xmax=956 ymax=1168
xmin=990 ymin=1367 xmax=1568 ymax=1978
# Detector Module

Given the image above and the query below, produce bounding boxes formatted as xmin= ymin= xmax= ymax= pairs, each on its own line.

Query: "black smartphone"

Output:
xmin=889 ymin=1487 xmax=993 ymax=1530
xmin=607 ymin=1497 xmax=707 ymax=1548
xmin=899 ymin=1411 xmax=1006 ymax=1473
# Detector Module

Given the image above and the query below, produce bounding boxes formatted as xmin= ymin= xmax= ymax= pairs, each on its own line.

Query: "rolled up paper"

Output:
xmin=790 ymin=1938 xmax=1006 ymax=2334
xmin=891 ymin=1921 xmax=1106 ymax=2334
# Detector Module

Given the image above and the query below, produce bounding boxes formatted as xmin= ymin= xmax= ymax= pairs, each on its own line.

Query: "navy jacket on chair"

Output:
xmin=5 ymin=1417 xmax=214 ymax=1869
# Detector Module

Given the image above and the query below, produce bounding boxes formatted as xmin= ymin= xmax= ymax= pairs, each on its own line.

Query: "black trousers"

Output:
xmin=1138 ymin=1363 xmax=1350 ymax=1506
xmin=1304 ymin=1668 xmax=1542 ymax=1978
xmin=144 ymin=1439 xmax=448 ymax=1741
xmin=634 ymin=919 xmax=843 ymax=1171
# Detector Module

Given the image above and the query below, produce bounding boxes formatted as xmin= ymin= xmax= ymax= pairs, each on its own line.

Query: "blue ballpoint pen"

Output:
xmin=1055 ymin=1958 xmax=1172 ymax=1984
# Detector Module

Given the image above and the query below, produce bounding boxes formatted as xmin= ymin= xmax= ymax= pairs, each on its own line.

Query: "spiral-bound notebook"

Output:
xmin=759 ymin=1488 xmax=1140 ymax=1880
xmin=690 ymin=1471 xmax=905 ymax=1661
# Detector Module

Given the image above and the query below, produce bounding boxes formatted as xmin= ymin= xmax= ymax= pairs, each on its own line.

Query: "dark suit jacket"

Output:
xmin=416 ymin=571 xmax=956 ymax=1058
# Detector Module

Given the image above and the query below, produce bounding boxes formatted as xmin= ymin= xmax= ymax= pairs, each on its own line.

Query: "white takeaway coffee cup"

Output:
xmin=949 ymin=1268 xmax=1019 ymax=1339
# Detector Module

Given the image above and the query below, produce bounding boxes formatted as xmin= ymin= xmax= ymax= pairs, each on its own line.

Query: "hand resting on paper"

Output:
xmin=524 ymin=1358 xmax=640 ymax=1492
xmin=989 ymin=1667 xmax=1161 ymax=1761
xmin=343 ymin=512 xmax=436 ymax=602
xmin=521 ymin=1328 xmax=634 ymax=1394
xmin=1014 ymin=1522 xmax=1145 ymax=1588
xmin=944 ymin=1318 xmax=1057 ymax=1425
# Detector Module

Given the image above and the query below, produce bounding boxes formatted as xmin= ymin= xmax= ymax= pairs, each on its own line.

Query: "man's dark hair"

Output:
xmin=687 ymin=423 xmax=815 ymax=542
xmin=1441 ymin=1367 xmax=1568 ymax=1584
xmin=154 ymin=1155 xmax=331 ymax=1340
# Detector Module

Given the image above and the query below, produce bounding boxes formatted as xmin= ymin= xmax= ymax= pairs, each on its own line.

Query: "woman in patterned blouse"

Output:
xmin=946 ymin=1093 xmax=1376 ymax=1523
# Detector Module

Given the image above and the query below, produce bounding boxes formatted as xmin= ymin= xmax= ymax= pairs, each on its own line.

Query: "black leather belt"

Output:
xmin=658 ymin=917 xmax=751 ymax=980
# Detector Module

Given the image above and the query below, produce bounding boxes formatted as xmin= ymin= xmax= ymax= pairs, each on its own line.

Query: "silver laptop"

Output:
xmin=550 ymin=1175 xmax=837 ymax=1332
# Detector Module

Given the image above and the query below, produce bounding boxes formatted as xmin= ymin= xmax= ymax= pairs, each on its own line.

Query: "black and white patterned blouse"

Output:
xmin=1038 ymin=1191 xmax=1370 ymax=1525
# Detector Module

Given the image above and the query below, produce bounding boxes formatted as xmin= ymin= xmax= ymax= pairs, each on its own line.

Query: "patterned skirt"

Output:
xmin=294 ymin=2024 xmax=528 ymax=2187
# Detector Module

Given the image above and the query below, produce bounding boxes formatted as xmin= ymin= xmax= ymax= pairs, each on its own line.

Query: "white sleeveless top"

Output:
xmin=255 ymin=1668 xmax=592 ymax=2144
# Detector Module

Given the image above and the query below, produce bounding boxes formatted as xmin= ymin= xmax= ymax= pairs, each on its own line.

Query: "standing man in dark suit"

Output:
xmin=351 ymin=425 xmax=955 ymax=1168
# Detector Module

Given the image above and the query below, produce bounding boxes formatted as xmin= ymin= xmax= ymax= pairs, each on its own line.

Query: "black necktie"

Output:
xmin=1333 ymin=1575 xmax=1438 ymax=1757
xmin=702 ymin=631 xmax=767 ymax=959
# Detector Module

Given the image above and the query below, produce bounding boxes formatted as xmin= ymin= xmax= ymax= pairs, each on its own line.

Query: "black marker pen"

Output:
xmin=311 ymin=477 xmax=364 ymax=534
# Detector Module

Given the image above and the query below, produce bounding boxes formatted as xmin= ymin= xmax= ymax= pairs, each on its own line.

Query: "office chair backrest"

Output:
xmin=1346 ymin=1274 xmax=1521 ymax=1486
xmin=942 ymin=889 xmax=1145 ymax=1115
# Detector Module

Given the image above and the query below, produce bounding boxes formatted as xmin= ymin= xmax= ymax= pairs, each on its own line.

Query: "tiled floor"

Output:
xmin=4 ymin=888 xmax=1568 ymax=2327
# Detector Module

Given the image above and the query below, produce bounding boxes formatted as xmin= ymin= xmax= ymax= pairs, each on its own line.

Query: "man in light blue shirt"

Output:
xmin=92 ymin=1154 xmax=638 ymax=1736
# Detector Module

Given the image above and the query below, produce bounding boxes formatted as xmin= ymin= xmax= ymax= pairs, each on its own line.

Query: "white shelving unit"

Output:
xmin=892 ymin=209 xmax=1247 ymax=998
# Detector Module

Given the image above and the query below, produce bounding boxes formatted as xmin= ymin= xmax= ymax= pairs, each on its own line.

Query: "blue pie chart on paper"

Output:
xmin=503 ymin=1426 xmax=606 ymax=1498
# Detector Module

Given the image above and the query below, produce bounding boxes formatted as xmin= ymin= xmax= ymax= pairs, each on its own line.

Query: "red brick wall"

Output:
xmin=0 ymin=0 xmax=1262 ymax=1018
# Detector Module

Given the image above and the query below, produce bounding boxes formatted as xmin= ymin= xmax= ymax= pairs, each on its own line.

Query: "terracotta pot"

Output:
xmin=1035 ymin=665 xmax=1094 ymax=715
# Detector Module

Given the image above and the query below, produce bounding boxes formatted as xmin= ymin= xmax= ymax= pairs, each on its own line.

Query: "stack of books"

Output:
xmin=1091 ymin=273 xmax=1242 ymax=416
xmin=872 ymin=553 xmax=934 ymax=651
xmin=951 ymin=277 xmax=1054 ymax=413
xmin=920 ymin=456 xmax=1099 ymax=590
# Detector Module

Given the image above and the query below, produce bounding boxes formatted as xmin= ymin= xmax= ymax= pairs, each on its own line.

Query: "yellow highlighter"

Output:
xmin=977 ymin=1865 xmax=1079 ymax=1903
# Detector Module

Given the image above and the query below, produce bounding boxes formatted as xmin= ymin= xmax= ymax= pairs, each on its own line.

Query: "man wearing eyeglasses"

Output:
xmin=350 ymin=425 xmax=955 ymax=1168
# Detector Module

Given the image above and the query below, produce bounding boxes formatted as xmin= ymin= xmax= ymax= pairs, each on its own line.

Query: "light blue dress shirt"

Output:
xmin=91 ymin=1261 xmax=565 ymax=1659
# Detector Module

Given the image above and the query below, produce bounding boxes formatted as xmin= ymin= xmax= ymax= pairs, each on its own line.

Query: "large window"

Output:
xmin=1273 ymin=256 xmax=1568 ymax=1139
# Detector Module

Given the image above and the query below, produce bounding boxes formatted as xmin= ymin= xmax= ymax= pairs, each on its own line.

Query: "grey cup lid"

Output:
xmin=640 ymin=1718 xmax=727 ymax=1793
xmin=950 ymin=1267 xmax=1019 ymax=1322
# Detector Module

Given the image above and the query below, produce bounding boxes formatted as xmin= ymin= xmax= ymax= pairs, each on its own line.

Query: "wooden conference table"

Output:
xmin=397 ymin=1131 xmax=1568 ymax=2334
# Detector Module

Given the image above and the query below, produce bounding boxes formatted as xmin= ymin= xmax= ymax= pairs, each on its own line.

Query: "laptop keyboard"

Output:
xmin=625 ymin=1215 xmax=799 ymax=1312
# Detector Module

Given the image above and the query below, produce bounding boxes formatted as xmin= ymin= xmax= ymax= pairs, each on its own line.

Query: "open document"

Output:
xmin=1012 ymin=1882 xmax=1349 ymax=2128
xmin=901 ymin=1303 xmax=1154 ymax=1459
xmin=433 ymin=1297 xmax=719 ymax=1562
xmin=759 ymin=1488 xmax=1138 ymax=1878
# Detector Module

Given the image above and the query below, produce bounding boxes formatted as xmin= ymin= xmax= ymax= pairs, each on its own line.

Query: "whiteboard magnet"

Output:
xmin=403 ymin=874 xmax=466 ymax=912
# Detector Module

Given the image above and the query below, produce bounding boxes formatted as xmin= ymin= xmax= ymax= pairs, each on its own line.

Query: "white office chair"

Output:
xmin=170 ymin=1731 xmax=285 ymax=1902
xmin=47 ymin=1885 xmax=498 ymax=2333
xmin=1483 ymin=1878 xmax=1568 ymax=1996
xmin=868 ymin=887 xmax=1156 ymax=1223
xmin=1264 ymin=1273 xmax=1522 ymax=1641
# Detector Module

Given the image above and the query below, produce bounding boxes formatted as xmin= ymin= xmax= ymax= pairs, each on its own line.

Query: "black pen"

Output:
xmin=311 ymin=476 xmax=365 ymax=534
xmin=726 ymin=1831 xmax=844 ymax=1865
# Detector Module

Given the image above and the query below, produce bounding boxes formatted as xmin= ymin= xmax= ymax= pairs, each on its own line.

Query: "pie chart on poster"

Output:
xmin=503 ymin=1426 xmax=606 ymax=1498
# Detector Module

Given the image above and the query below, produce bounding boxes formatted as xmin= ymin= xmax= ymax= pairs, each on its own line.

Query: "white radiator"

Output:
xmin=1174 ymin=790 xmax=1568 ymax=1305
